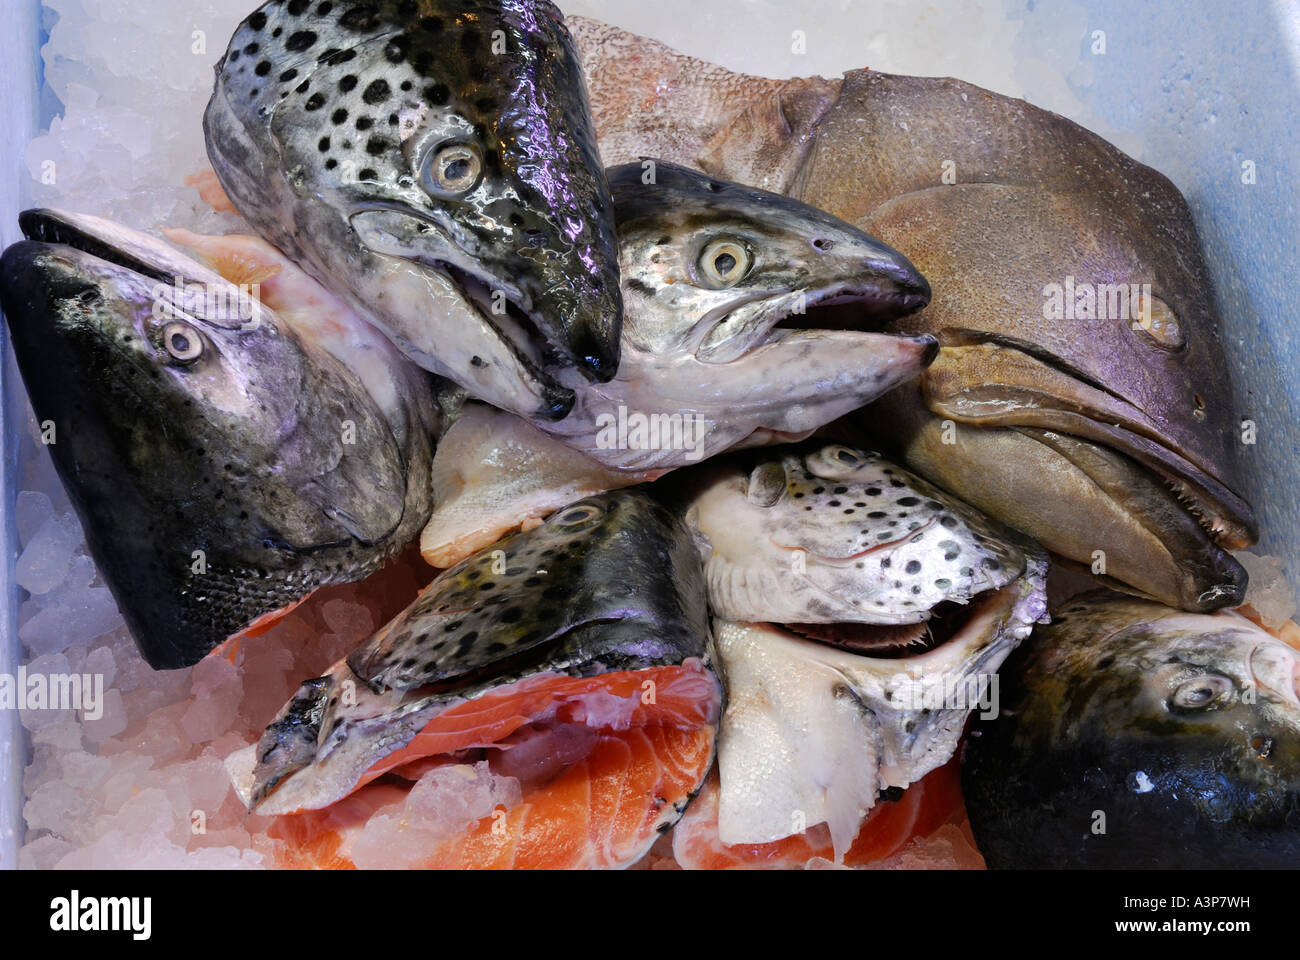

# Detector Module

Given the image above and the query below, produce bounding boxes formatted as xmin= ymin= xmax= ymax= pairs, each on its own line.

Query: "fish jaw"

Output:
xmin=418 ymin=402 xmax=663 ymax=569
xmin=244 ymin=489 xmax=717 ymax=815
xmin=204 ymin=0 xmax=623 ymax=416
xmin=712 ymin=550 xmax=1045 ymax=857
xmin=686 ymin=444 xmax=1030 ymax=625
xmin=0 ymin=210 xmax=420 ymax=668
xmin=867 ymin=383 xmax=1248 ymax=612
xmin=544 ymin=331 xmax=936 ymax=471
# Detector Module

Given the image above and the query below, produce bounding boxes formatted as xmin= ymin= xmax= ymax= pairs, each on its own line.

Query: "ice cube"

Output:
xmin=14 ymin=511 xmax=82 ymax=595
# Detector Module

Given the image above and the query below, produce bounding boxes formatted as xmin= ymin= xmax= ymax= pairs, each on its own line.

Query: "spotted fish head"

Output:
xmin=610 ymin=160 xmax=930 ymax=361
xmin=0 ymin=209 xmax=413 ymax=668
xmin=205 ymin=0 xmax=622 ymax=420
xmin=348 ymin=486 xmax=709 ymax=692
xmin=686 ymin=443 xmax=1030 ymax=626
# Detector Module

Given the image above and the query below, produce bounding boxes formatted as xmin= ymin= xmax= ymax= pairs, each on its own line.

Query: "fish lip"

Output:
xmin=694 ymin=273 xmax=932 ymax=364
xmin=924 ymin=333 xmax=1256 ymax=548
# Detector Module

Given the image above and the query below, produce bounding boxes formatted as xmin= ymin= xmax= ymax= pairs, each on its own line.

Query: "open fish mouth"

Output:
xmin=785 ymin=585 xmax=1015 ymax=657
xmin=18 ymin=208 xmax=237 ymax=304
xmin=696 ymin=275 xmax=934 ymax=364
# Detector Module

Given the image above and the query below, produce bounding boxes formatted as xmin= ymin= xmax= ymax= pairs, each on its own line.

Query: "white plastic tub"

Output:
xmin=2 ymin=0 xmax=1297 ymax=869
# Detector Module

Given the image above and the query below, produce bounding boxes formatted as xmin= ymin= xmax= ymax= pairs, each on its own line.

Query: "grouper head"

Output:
xmin=204 ymin=0 xmax=622 ymax=420
xmin=565 ymin=18 xmax=1258 ymax=612
xmin=540 ymin=160 xmax=936 ymax=470
xmin=0 ymin=209 xmax=431 ymax=669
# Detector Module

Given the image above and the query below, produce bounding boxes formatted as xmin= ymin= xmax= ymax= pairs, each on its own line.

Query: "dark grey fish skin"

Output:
xmin=248 ymin=487 xmax=717 ymax=814
xmin=204 ymin=0 xmax=623 ymax=421
xmin=963 ymin=592 xmax=1300 ymax=867
xmin=0 ymin=209 xmax=436 ymax=669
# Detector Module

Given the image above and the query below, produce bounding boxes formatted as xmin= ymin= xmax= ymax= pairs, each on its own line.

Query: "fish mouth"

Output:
xmin=695 ymin=271 xmax=933 ymax=364
xmin=349 ymin=206 xmax=579 ymax=420
xmin=785 ymin=584 xmax=1012 ymax=658
xmin=921 ymin=334 xmax=1256 ymax=550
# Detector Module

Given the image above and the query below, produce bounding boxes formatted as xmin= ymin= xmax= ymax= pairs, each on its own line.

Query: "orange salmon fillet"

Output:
xmin=267 ymin=662 xmax=720 ymax=869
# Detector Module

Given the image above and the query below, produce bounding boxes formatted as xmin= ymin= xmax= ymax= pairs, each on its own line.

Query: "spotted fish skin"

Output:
xmin=248 ymin=487 xmax=716 ymax=813
xmin=205 ymin=0 xmax=622 ymax=420
xmin=683 ymin=443 xmax=1033 ymax=625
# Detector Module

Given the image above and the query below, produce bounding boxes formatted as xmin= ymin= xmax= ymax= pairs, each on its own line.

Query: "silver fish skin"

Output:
xmin=244 ymin=488 xmax=718 ymax=815
xmin=204 ymin=0 xmax=623 ymax=421
xmin=683 ymin=443 xmax=1031 ymax=626
xmin=536 ymin=161 xmax=936 ymax=470
xmin=0 ymin=209 xmax=436 ymax=669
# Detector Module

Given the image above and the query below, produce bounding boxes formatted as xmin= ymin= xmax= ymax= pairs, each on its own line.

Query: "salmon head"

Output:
xmin=964 ymin=593 xmax=1300 ymax=867
xmin=567 ymin=18 xmax=1257 ymax=612
xmin=0 ymin=209 xmax=434 ymax=669
xmin=540 ymin=160 xmax=937 ymax=470
xmin=240 ymin=487 xmax=718 ymax=815
xmin=204 ymin=0 xmax=622 ymax=421
xmin=683 ymin=442 xmax=1036 ymax=631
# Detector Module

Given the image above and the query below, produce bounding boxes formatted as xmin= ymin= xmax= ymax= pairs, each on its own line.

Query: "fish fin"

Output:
xmin=183 ymin=168 xmax=238 ymax=214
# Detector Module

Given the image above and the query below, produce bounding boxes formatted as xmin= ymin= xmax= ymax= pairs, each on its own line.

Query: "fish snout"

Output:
xmin=532 ymin=267 xmax=623 ymax=382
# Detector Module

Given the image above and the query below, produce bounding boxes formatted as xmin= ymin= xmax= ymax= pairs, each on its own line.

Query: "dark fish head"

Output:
xmin=205 ymin=0 xmax=622 ymax=420
xmin=0 ymin=209 xmax=414 ymax=668
xmin=964 ymin=592 xmax=1300 ymax=867
xmin=246 ymin=487 xmax=717 ymax=813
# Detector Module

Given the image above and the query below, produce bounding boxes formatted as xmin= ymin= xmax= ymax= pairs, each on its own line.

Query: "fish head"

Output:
xmin=538 ymin=161 xmax=936 ymax=467
xmin=964 ymin=592 xmax=1300 ymax=866
xmin=612 ymin=160 xmax=930 ymax=358
xmin=1029 ymin=594 xmax=1300 ymax=761
xmin=686 ymin=443 xmax=1031 ymax=629
xmin=205 ymin=0 xmax=622 ymax=419
xmin=247 ymin=486 xmax=718 ymax=813
xmin=0 ymin=209 xmax=412 ymax=668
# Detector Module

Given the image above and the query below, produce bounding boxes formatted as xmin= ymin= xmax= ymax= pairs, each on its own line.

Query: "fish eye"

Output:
xmin=1170 ymin=674 xmax=1234 ymax=711
xmin=421 ymin=141 xmax=483 ymax=197
xmin=552 ymin=502 xmax=604 ymax=528
xmin=828 ymin=446 xmax=867 ymax=468
xmin=698 ymin=238 xmax=752 ymax=288
xmin=162 ymin=322 xmax=203 ymax=364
